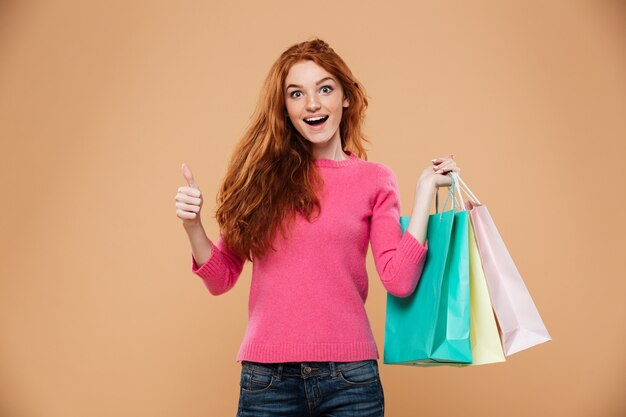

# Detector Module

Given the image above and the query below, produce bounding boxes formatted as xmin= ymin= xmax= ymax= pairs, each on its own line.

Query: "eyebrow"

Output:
xmin=285 ymin=77 xmax=336 ymax=91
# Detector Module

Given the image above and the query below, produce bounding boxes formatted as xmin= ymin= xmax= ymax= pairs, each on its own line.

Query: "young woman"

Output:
xmin=175 ymin=38 xmax=460 ymax=417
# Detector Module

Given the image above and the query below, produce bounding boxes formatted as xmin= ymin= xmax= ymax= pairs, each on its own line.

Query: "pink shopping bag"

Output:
xmin=455 ymin=174 xmax=551 ymax=356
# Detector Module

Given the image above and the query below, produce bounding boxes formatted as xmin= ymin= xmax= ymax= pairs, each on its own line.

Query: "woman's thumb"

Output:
xmin=181 ymin=163 xmax=198 ymax=188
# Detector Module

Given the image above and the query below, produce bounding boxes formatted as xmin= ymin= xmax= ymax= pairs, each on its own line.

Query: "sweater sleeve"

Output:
xmin=370 ymin=164 xmax=428 ymax=298
xmin=191 ymin=235 xmax=245 ymax=296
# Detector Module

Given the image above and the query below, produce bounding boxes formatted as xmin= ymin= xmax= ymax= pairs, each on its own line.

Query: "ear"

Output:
xmin=342 ymin=95 xmax=350 ymax=108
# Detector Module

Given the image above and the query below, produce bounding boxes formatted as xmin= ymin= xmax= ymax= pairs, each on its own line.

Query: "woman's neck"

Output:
xmin=311 ymin=137 xmax=348 ymax=161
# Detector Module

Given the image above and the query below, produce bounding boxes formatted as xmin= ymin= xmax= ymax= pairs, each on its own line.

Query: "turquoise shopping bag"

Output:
xmin=383 ymin=176 xmax=472 ymax=366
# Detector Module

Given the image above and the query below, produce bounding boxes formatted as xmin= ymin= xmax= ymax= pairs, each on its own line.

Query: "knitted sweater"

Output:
xmin=191 ymin=150 xmax=428 ymax=363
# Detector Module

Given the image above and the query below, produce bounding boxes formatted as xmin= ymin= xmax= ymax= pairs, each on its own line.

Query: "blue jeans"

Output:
xmin=236 ymin=359 xmax=385 ymax=417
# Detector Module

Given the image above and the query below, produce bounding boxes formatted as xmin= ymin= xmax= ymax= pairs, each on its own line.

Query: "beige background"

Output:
xmin=1 ymin=0 xmax=625 ymax=416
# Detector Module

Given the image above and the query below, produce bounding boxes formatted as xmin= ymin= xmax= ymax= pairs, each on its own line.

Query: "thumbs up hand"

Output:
xmin=176 ymin=163 xmax=204 ymax=226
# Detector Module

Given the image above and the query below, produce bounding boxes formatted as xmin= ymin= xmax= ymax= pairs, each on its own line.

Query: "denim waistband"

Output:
xmin=241 ymin=359 xmax=377 ymax=381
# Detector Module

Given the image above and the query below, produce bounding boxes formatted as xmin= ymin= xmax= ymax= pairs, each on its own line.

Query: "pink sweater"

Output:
xmin=191 ymin=150 xmax=428 ymax=363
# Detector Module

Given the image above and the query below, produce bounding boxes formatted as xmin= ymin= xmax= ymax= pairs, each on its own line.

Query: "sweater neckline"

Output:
xmin=313 ymin=150 xmax=359 ymax=168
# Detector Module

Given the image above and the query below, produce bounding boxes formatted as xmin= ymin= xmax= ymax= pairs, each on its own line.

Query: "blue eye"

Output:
xmin=290 ymin=91 xmax=302 ymax=98
xmin=320 ymin=86 xmax=333 ymax=94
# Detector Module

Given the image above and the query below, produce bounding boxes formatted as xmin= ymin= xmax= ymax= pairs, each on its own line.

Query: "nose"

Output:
xmin=306 ymin=94 xmax=321 ymax=111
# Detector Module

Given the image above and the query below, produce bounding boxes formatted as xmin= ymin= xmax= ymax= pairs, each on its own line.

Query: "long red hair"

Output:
xmin=214 ymin=38 xmax=370 ymax=261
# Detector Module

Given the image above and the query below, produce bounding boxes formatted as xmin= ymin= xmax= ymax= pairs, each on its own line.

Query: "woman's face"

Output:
xmin=284 ymin=60 xmax=349 ymax=147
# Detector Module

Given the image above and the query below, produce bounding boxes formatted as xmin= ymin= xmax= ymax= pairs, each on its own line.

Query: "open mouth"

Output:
xmin=304 ymin=115 xmax=329 ymax=126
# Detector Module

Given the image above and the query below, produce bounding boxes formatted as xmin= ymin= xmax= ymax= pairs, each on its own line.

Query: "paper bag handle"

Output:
xmin=455 ymin=174 xmax=482 ymax=205
xmin=435 ymin=172 xmax=459 ymax=215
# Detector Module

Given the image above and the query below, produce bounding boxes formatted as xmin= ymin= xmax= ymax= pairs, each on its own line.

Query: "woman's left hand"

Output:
xmin=407 ymin=154 xmax=462 ymax=244
xmin=417 ymin=154 xmax=461 ymax=189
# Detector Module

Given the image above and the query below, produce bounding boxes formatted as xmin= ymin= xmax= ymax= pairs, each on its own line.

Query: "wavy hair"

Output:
xmin=214 ymin=38 xmax=370 ymax=261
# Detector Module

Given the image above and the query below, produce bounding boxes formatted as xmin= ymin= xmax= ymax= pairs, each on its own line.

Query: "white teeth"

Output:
xmin=305 ymin=116 xmax=326 ymax=122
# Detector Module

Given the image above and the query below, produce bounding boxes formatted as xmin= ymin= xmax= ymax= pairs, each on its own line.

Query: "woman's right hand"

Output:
xmin=176 ymin=163 xmax=203 ymax=227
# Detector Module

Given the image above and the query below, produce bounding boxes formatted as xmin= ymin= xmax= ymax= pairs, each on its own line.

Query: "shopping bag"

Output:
xmin=467 ymin=214 xmax=506 ymax=365
xmin=384 ymin=175 xmax=471 ymax=366
xmin=452 ymin=175 xmax=506 ymax=365
xmin=457 ymin=174 xmax=551 ymax=356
